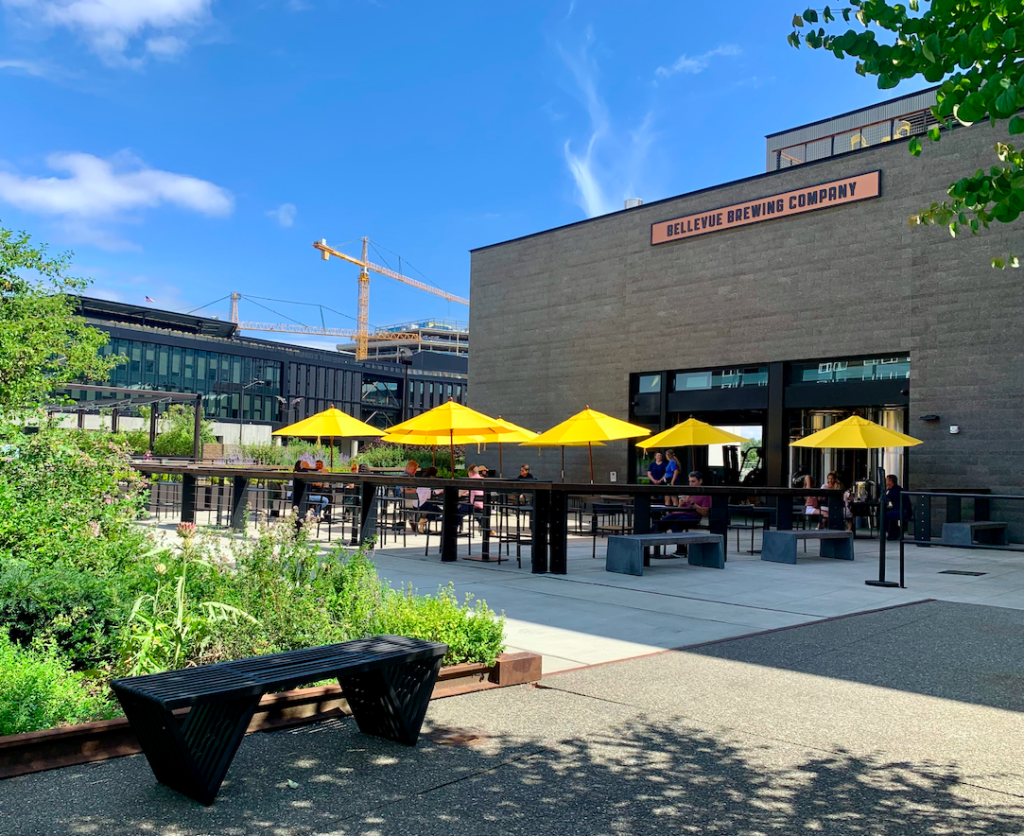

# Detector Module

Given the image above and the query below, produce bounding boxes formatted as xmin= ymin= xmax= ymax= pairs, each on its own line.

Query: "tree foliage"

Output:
xmin=0 ymin=223 xmax=120 ymax=413
xmin=790 ymin=1 xmax=1024 ymax=267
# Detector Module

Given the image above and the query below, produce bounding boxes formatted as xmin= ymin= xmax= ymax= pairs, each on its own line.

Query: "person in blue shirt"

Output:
xmin=647 ymin=451 xmax=667 ymax=487
xmin=664 ymin=449 xmax=681 ymax=505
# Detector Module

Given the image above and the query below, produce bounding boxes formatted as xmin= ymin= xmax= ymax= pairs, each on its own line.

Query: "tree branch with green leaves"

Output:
xmin=790 ymin=1 xmax=1024 ymax=268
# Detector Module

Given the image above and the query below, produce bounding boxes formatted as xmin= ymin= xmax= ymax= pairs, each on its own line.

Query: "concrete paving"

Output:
xmin=4 ymin=600 xmax=1024 ymax=835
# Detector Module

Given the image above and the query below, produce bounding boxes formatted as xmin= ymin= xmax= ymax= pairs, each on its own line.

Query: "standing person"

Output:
xmin=664 ymin=450 xmax=681 ymax=506
xmin=883 ymin=474 xmax=911 ymax=540
xmin=647 ymin=452 xmax=667 ymax=487
xmin=416 ymin=466 xmax=441 ymax=533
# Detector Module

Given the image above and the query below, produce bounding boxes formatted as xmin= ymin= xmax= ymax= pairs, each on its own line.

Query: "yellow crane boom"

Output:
xmin=235 ymin=321 xmax=419 ymax=341
xmin=314 ymin=237 xmax=469 ymax=360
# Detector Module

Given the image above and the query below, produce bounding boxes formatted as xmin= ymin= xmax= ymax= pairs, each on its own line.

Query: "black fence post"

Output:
xmin=549 ymin=489 xmax=568 ymax=575
xmin=359 ymin=481 xmax=377 ymax=546
xmin=441 ymin=486 xmax=458 ymax=562
xmin=181 ymin=473 xmax=197 ymax=524
xmin=776 ymin=497 xmax=793 ymax=531
xmin=709 ymin=494 xmax=729 ymax=561
xmin=827 ymin=493 xmax=844 ymax=530
xmin=230 ymin=476 xmax=250 ymax=532
xmin=633 ymin=494 xmax=651 ymax=535
xmin=915 ymin=495 xmax=931 ymax=544
xmin=532 ymin=489 xmax=549 ymax=574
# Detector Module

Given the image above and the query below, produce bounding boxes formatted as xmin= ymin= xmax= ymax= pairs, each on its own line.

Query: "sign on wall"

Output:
xmin=651 ymin=170 xmax=881 ymax=245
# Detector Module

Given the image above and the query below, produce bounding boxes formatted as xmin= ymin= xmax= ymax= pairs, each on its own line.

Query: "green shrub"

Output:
xmin=152 ymin=404 xmax=215 ymax=457
xmin=0 ymin=560 xmax=120 ymax=668
xmin=0 ymin=635 xmax=116 ymax=735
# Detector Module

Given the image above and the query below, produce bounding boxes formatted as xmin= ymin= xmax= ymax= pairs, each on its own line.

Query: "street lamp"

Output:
xmin=397 ymin=349 xmax=414 ymax=423
xmin=275 ymin=395 xmax=303 ymax=425
xmin=236 ymin=379 xmax=265 ymax=444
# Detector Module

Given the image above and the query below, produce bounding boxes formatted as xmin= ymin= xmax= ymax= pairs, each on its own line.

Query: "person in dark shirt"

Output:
xmin=647 ymin=452 xmax=668 ymax=486
xmin=517 ymin=464 xmax=536 ymax=480
xmin=883 ymin=474 xmax=911 ymax=540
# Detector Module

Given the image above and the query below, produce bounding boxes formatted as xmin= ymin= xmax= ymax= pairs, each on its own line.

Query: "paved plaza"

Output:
xmin=3 ymin=598 xmax=1024 ymax=835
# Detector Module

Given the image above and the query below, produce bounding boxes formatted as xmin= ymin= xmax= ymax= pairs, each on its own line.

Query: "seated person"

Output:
xmin=457 ymin=465 xmax=484 ymax=531
xmin=516 ymin=463 xmax=536 ymax=504
xmin=803 ymin=474 xmax=821 ymax=523
xmin=416 ymin=466 xmax=442 ymax=533
xmin=307 ymin=459 xmax=330 ymax=516
xmin=662 ymin=471 xmax=711 ymax=553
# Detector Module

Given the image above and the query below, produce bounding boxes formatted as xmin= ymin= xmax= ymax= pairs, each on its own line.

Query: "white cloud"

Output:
xmin=266 ymin=202 xmax=297 ymax=228
xmin=0 ymin=150 xmax=233 ymax=250
xmin=655 ymin=45 xmax=741 ymax=78
xmin=0 ymin=57 xmax=55 ymax=77
xmin=1 ymin=0 xmax=213 ymax=65
xmin=559 ymin=39 xmax=657 ymax=219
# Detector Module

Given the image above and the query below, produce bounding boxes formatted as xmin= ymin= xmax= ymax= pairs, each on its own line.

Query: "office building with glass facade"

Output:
xmin=469 ymin=91 xmax=1024 ymax=493
xmin=75 ymin=297 xmax=467 ymax=430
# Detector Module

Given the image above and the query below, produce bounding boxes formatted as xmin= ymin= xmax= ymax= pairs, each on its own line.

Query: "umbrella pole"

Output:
xmin=499 ymin=442 xmax=503 ymax=478
xmin=561 ymin=446 xmax=565 ymax=483
xmin=588 ymin=441 xmax=594 ymax=484
xmin=450 ymin=430 xmax=456 ymax=476
xmin=432 ymin=445 xmax=436 ymax=466
xmin=329 ymin=437 xmax=333 ymax=470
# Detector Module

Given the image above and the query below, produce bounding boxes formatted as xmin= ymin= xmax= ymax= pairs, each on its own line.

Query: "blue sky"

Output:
xmin=0 ymin=1 xmax=920 ymax=350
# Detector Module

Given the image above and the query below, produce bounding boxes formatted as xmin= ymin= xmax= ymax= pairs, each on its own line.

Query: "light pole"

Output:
xmin=275 ymin=396 xmax=303 ymax=425
xmin=397 ymin=349 xmax=414 ymax=423
xmin=237 ymin=379 xmax=265 ymax=445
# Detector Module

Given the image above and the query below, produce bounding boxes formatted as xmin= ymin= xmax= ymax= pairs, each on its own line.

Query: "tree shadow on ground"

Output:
xmin=3 ymin=711 xmax=1022 ymax=836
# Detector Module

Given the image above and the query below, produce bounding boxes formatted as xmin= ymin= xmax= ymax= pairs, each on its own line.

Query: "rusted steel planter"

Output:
xmin=0 ymin=651 xmax=541 ymax=780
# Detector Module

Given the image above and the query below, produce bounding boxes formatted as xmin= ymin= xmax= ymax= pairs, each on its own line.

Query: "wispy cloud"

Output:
xmin=0 ymin=57 xmax=59 ymax=78
xmin=558 ymin=35 xmax=657 ymax=218
xmin=655 ymin=44 xmax=741 ymax=78
xmin=0 ymin=150 xmax=233 ymax=250
xmin=266 ymin=202 xmax=297 ymax=228
xmin=1 ymin=0 xmax=214 ymax=66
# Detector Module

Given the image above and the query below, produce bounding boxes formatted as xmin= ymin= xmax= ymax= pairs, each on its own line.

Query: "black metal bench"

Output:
xmin=110 ymin=635 xmax=447 ymax=805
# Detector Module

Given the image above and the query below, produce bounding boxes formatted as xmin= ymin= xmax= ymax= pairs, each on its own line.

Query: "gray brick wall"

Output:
xmin=469 ymin=124 xmax=1024 ymax=492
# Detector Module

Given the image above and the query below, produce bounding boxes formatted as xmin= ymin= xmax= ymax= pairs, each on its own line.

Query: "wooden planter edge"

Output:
xmin=0 ymin=651 xmax=542 ymax=780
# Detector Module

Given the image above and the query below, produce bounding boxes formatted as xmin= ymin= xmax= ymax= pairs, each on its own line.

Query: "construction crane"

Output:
xmin=314 ymin=237 xmax=469 ymax=360
xmin=228 ymin=294 xmax=419 ymax=343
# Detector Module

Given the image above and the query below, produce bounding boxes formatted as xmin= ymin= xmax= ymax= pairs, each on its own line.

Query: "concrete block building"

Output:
xmin=468 ymin=88 xmax=1024 ymax=493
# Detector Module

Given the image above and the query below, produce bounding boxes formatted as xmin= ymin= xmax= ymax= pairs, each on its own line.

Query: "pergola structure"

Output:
xmin=54 ymin=384 xmax=204 ymax=460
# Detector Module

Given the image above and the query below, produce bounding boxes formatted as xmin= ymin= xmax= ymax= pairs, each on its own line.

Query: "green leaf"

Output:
xmin=1004 ymin=28 xmax=1017 ymax=49
xmin=923 ymin=33 xmax=941 ymax=62
xmin=908 ymin=136 xmax=922 ymax=156
xmin=879 ymin=73 xmax=899 ymax=89
xmin=803 ymin=8 xmax=818 ymax=23
xmin=787 ymin=31 xmax=802 ymax=48
xmin=909 ymin=0 xmax=919 ymax=10
xmin=995 ymin=85 xmax=1018 ymax=117
xmin=928 ymin=124 xmax=941 ymax=141
xmin=992 ymin=256 xmax=1006 ymax=268
xmin=792 ymin=13 xmax=804 ymax=27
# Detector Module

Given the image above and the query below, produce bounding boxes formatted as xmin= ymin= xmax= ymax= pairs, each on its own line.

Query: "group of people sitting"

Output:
xmin=803 ymin=471 xmax=910 ymax=539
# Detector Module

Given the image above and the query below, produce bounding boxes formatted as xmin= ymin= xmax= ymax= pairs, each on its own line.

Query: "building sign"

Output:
xmin=651 ymin=170 xmax=881 ymax=245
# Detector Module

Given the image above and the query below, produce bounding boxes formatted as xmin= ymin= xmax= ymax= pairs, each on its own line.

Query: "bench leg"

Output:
xmin=115 ymin=690 xmax=261 ymax=805
xmin=820 ymin=538 xmax=854 ymax=560
xmin=688 ymin=542 xmax=725 ymax=569
xmin=761 ymin=535 xmax=798 ymax=564
xmin=339 ymin=656 xmax=444 ymax=746
xmin=606 ymin=540 xmax=643 ymax=575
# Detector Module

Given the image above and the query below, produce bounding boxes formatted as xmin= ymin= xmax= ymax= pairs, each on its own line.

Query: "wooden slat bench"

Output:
xmin=110 ymin=635 xmax=447 ymax=805
xmin=941 ymin=521 xmax=1009 ymax=547
xmin=606 ymin=532 xmax=725 ymax=576
xmin=761 ymin=530 xmax=854 ymax=564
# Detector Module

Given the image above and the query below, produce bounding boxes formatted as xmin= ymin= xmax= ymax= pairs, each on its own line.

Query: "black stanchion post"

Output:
xmin=633 ymin=494 xmax=651 ymax=535
xmin=827 ymin=492 xmax=844 ymax=530
xmin=866 ymin=466 xmax=899 ymax=588
xmin=359 ymin=481 xmax=376 ymax=546
xmin=776 ymin=496 xmax=793 ymax=531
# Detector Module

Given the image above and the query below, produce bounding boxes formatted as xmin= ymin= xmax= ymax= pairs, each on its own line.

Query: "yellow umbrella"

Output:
xmin=490 ymin=416 xmax=538 ymax=477
xmin=385 ymin=400 xmax=507 ymax=472
xmin=272 ymin=404 xmax=384 ymax=468
xmin=519 ymin=439 xmax=606 ymax=482
xmin=790 ymin=415 xmax=922 ymax=449
xmin=522 ymin=406 xmax=651 ymax=483
xmin=380 ymin=428 xmax=488 ymax=468
xmin=638 ymin=416 xmax=748 ymax=449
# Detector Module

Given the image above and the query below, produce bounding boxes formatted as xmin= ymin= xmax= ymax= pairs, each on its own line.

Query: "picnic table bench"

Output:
xmin=941 ymin=521 xmax=1009 ymax=547
xmin=606 ymin=532 xmax=725 ymax=576
xmin=761 ymin=530 xmax=854 ymax=564
xmin=110 ymin=635 xmax=447 ymax=805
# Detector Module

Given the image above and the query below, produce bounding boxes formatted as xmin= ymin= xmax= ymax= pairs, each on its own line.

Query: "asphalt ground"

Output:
xmin=2 ymin=600 xmax=1023 ymax=836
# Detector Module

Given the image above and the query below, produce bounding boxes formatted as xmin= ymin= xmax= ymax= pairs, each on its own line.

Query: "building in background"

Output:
xmin=468 ymin=88 xmax=1024 ymax=498
xmin=72 ymin=297 xmax=467 ymax=437
xmin=336 ymin=319 xmax=469 ymax=361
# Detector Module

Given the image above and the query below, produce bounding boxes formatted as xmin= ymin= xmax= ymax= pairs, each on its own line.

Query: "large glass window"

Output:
xmin=671 ymin=367 xmax=768 ymax=392
xmin=638 ymin=374 xmax=661 ymax=394
xmin=789 ymin=355 xmax=910 ymax=385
